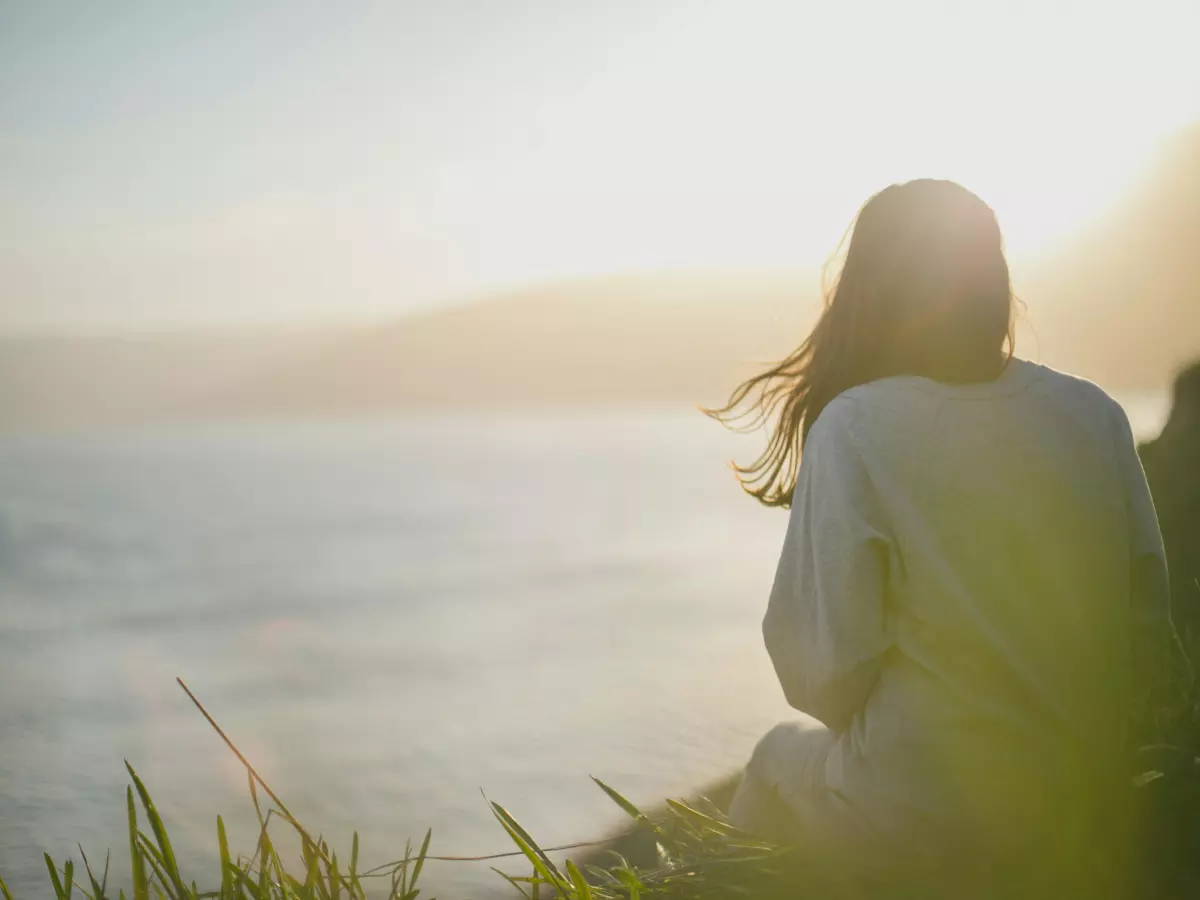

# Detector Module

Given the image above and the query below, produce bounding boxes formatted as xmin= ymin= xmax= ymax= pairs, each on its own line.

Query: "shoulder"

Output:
xmin=806 ymin=392 xmax=863 ymax=447
xmin=803 ymin=390 xmax=885 ymax=464
xmin=807 ymin=378 xmax=933 ymax=447
xmin=799 ymin=400 xmax=859 ymax=481
xmin=805 ymin=376 xmax=942 ymax=461
xmin=1031 ymin=362 xmax=1131 ymax=431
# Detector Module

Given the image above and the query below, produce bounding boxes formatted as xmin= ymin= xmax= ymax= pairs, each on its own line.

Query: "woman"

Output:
xmin=710 ymin=180 xmax=1171 ymax=889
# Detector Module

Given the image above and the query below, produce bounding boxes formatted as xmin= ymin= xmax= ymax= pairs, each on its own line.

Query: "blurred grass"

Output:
xmin=3 ymin=645 xmax=1199 ymax=900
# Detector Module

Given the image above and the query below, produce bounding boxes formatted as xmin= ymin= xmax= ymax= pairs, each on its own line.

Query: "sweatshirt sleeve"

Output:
xmin=763 ymin=398 xmax=893 ymax=733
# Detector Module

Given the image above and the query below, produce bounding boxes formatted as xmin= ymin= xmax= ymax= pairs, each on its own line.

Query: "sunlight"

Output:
xmin=875 ymin=108 xmax=1165 ymax=259
xmin=457 ymin=0 xmax=1200 ymax=276
xmin=433 ymin=78 xmax=1188 ymax=285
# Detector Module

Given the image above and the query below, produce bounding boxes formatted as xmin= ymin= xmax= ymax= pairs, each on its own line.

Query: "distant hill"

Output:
xmin=0 ymin=126 xmax=1196 ymax=431
xmin=1020 ymin=123 xmax=1200 ymax=387
xmin=0 ymin=331 xmax=341 ymax=430
xmin=0 ymin=274 xmax=820 ymax=430
xmin=180 ymin=272 xmax=820 ymax=418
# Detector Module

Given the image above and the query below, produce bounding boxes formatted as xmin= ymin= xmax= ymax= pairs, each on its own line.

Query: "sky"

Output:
xmin=2 ymin=0 xmax=1199 ymax=334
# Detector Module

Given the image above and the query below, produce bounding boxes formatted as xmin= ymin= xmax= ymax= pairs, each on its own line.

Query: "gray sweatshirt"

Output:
xmin=763 ymin=358 xmax=1170 ymax=845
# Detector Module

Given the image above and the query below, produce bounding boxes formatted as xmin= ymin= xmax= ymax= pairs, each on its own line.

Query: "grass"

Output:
xmin=4 ymin=646 xmax=1199 ymax=900
xmin=1125 ymin=604 xmax=1200 ymax=900
xmin=0 ymin=678 xmax=790 ymax=900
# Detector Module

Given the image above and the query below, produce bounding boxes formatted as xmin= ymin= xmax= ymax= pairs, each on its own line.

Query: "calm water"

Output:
xmin=0 ymin=413 xmax=793 ymax=898
xmin=0 ymin=400 xmax=1169 ymax=897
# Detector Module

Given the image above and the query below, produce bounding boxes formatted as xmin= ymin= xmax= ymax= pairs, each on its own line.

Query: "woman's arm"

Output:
xmin=762 ymin=397 xmax=893 ymax=733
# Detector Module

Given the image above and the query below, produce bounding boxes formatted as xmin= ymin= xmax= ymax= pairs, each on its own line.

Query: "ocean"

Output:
xmin=0 ymin=399 xmax=1170 ymax=897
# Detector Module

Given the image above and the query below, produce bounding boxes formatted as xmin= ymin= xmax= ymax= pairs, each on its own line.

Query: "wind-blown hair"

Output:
xmin=708 ymin=179 xmax=1016 ymax=507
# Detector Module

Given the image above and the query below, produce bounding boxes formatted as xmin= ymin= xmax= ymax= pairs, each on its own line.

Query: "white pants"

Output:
xmin=728 ymin=721 xmax=1125 ymax=897
xmin=727 ymin=719 xmax=861 ymax=848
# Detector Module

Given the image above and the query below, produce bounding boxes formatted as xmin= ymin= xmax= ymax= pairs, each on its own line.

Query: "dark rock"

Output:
xmin=1139 ymin=360 xmax=1200 ymax=637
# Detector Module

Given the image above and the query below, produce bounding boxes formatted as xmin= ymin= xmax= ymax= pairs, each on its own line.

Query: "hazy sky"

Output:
xmin=3 ymin=1 xmax=1198 ymax=333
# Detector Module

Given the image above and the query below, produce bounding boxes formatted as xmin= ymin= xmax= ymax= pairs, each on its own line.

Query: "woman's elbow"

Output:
xmin=805 ymin=684 xmax=856 ymax=733
xmin=778 ymin=657 xmax=875 ymax=733
xmin=764 ymin=622 xmax=809 ymax=707
xmin=771 ymin=672 xmax=851 ymax=731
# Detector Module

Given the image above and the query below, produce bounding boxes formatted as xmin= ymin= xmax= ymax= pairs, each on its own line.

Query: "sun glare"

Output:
xmin=483 ymin=0 xmax=1200 ymax=277
xmin=946 ymin=116 xmax=1172 ymax=258
xmin=437 ymin=75 xmax=1189 ymax=289
xmin=776 ymin=87 xmax=1187 ymax=266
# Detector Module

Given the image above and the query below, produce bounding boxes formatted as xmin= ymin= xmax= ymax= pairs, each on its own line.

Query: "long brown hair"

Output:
xmin=707 ymin=179 xmax=1016 ymax=507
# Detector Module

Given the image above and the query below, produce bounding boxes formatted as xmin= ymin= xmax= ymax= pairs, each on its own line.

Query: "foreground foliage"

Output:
xmin=3 ymin=655 xmax=1200 ymax=900
xmin=0 ymin=757 xmax=790 ymax=900
xmin=0 ymin=679 xmax=794 ymax=900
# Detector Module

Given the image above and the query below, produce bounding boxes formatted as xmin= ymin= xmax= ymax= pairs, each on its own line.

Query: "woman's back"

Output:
xmin=778 ymin=360 xmax=1165 ymax=849
xmin=848 ymin=359 xmax=1137 ymax=744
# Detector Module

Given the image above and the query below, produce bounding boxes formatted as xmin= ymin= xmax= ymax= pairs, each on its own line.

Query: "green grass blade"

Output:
xmin=267 ymin=842 xmax=292 ymax=899
xmin=489 ymin=868 xmax=534 ymax=900
xmin=348 ymin=833 xmax=361 ymax=899
xmin=328 ymin=853 xmax=341 ymax=900
xmin=408 ymin=829 xmax=431 ymax=892
xmin=663 ymin=798 xmax=733 ymax=832
xmin=79 ymin=845 xmax=105 ymax=900
xmin=302 ymin=840 xmax=331 ymax=900
xmin=589 ymin=778 xmax=646 ymax=824
xmin=127 ymin=788 xmax=149 ymax=900
xmin=216 ymin=817 xmax=234 ymax=900
xmin=255 ymin=830 xmax=271 ymax=900
xmin=664 ymin=799 xmax=776 ymax=852
xmin=566 ymin=860 xmax=593 ymax=900
xmin=135 ymin=835 xmax=170 ymax=877
xmin=0 ymin=870 xmax=14 ymax=900
xmin=231 ymin=867 xmax=263 ymax=900
xmin=135 ymin=836 xmax=175 ymax=899
xmin=590 ymin=778 xmax=682 ymax=857
xmin=301 ymin=841 xmax=318 ymax=891
xmin=582 ymin=864 xmax=622 ymax=889
xmin=614 ymin=867 xmax=642 ymax=900
xmin=393 ymin=837 xmax=412 ymax=900
xmin=125 ymin=763 xmax=187 ymax=899
xmin=45 ymin=854 xmax=67 ymax=900
xmin=489 ymin=803 xmax=567 ymax=896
